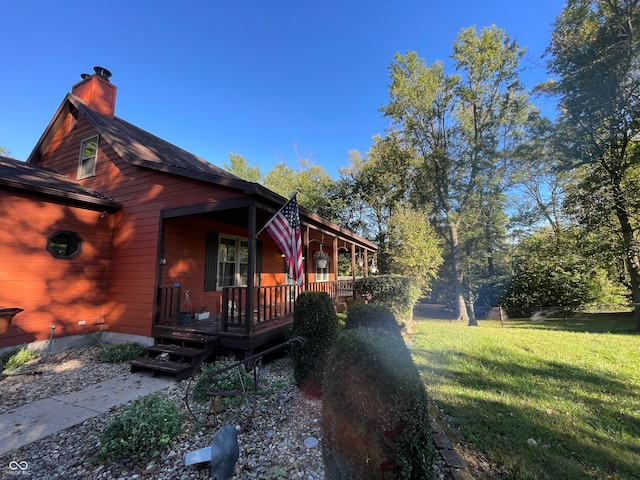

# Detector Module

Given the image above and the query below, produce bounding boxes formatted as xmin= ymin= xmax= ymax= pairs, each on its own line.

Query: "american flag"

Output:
xmin=264 ymin=196 xmax=304 ymax=286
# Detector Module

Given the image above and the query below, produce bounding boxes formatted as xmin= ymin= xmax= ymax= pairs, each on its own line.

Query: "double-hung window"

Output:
xmin=78 ymin=135 xmax=98 ymax=179
xmin=217 ymin=236 xmax=249 ymax=288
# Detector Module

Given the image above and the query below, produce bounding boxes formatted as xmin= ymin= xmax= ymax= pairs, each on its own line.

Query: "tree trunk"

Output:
xmin=450 ymin=222 xmax=470 ymax=323
xmin=611 ymin=175 xmax=640 ymax=332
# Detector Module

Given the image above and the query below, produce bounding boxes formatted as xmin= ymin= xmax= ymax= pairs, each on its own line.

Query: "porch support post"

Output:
xmin=351 ymin=243 xmax=356 ymax=280
xmin=364 ymin=249 xmax=369 ymax=277
xmin=246 ymin=204 xmax=256 ymax=335
xmin=305 ymin=225 xmax=310 ymax=286
xmin=332 ymin=235 xmax=338 ymax=281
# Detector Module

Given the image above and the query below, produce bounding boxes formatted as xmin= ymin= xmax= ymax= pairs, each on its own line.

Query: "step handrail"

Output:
xmin=184 ymin=336 xmax=306 ymax=431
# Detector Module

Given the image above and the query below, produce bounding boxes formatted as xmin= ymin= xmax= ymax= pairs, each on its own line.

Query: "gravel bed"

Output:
xmin=0 ymin=346 xmax=323 ymax=479
xmin=1 ymin=345 xmax=452 ymax=479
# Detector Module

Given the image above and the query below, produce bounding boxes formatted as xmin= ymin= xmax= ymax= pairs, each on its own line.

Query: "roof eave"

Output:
xmin=0 ymin=178 xmax=122 ymax=212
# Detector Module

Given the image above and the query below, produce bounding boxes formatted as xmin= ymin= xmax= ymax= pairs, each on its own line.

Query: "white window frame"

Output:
xmin=77 ymin=135 xmax=99 ymax=179
xmin=217 ymin=235 xmax=249 ymax=288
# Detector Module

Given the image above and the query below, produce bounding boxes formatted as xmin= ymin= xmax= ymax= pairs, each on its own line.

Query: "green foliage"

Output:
xmin=502 ymin=228 xmax=629 ymax=317
xmin=339 ymin=132 xmax=420 ymax=242
xmin=344 ymin=303 xmax=401 ymax=337
xmin=94 ymin=393 xmax=185 ymax=462
xmin=547 ymin=0 xmax=640 ymax=331
xmin=381 ymin=26 xmax=531 ymax=322
xmin=289 ymin=291 xmax=338 ymax=389
xmin=386 ymin=206 xmax=443 ymax=291
xmin=0 ymin=347 xmax=37 ymax=372
xmin=322 ymin=328 xmax=435 ymax=479
xmin=223 ymin=152 xmax=263 ymax=182
xmin=97 ymin=342 xmax=147 ymax=363
xmin=353 ymin=275 xmax=421 ymax=322
xmin=264 ymin=158 xmax=336 ymax=214
xmin=193 ymin=357 xmax=253 ymax=404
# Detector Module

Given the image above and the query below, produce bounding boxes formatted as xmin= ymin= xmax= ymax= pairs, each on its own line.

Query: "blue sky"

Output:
xmin=1 ymin=0 xmax=564 ymax=178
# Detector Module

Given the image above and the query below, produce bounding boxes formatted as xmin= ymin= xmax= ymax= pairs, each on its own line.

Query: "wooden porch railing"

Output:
xmin=222 ymin=280 xmax=355 ymax=334
xmin=157 ymin=280 xmax=356 ymax=334
xmin=222 ymin=284 xmax=296 ymax=334
xmin=156 ymin=284 xmax=181 ymax=326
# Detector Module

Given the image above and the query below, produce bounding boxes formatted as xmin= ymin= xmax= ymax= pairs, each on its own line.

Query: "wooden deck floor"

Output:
xmin=153 ymin=312 xmax=294 ymax=357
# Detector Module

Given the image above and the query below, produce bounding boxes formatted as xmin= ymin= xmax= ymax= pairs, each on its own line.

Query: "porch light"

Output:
xmin=357 ymin=251 xmax=364 ymax=268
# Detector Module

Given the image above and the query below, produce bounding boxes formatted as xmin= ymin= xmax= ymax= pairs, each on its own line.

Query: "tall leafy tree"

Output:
xmin=510 ymin=114 xmax=568 ymax=238
xmin=338 ymin=132 xmax=419 ymax=244
xmin=383 ymin=26 xmax=531 ymax=324
xmin=223 ymin=151 xmax=336 ymax=217
xmin=387 ymin=206 xmax=443 ymax=292
xmin=263 ymin=159 xmax=335 ymax=215
xmin=223 ymin=152 xmax=263 ymax=183
xmin=546 ymin=0 xmax=640 ymax=330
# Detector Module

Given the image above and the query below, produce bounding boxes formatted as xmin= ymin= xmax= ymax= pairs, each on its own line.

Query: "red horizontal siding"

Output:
xmin=0 ymin=190 xmax=112 ymax=348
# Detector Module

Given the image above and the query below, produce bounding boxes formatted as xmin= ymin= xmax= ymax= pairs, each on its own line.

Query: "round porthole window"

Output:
xmin=47 ymin=231 xmax=83 ymax=259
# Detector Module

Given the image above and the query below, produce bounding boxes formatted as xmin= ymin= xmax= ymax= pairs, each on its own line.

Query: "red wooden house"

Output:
xmin=0 ymin=67 xmax=377 ymax=377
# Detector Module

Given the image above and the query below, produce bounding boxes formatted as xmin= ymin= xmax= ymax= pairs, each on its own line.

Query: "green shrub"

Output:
xmin=98 ymin=342 xmax=147 ymax=363
xmin=345 ymin=303 xmax=402 ymax=337
xmin=354 ymin=275 xmax=421 ymax=322
xmin=193 ymin=357 xmax=253 ymax=404
xmin=0 ymin=347 xmax=37 ymax=372
xmin=289 ymin=291 xmax=339 ymax=390
xmin=94 ymin=393 xmax=185 ymax=462
xmin=322 ymin=328 xmax=435 ymax=479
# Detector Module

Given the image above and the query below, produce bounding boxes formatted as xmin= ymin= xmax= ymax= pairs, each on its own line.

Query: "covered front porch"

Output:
xmin=154 ymin=279 xmax=356 ymax=352
xmin=134 ymin=192 xmax=377 ymax=378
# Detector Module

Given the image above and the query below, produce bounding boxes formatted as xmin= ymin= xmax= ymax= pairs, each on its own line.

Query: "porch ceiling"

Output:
xmin=161 ymin=196 xmax=377 ymax=251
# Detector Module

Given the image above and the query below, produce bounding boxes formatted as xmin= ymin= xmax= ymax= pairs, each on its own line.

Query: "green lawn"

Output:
xmin=410 ymin=313 xmax=640 ymax=480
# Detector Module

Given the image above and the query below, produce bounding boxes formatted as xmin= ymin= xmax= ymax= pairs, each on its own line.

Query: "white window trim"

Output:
xmin=217 ymin=235 xmax=249 ymax=288
xmin=77 ymin=135 xmax=99 ymax=179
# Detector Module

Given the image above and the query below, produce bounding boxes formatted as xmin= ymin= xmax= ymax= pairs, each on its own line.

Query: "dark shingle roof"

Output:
xmin=0 ymin=155 xmax=121 ymax=211
xmin=69 ymin=96 xmax=248 ymax=187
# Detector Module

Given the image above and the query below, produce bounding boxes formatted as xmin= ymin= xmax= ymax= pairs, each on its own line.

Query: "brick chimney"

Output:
xmin=71 ymin=66 xmax=117 ymax=118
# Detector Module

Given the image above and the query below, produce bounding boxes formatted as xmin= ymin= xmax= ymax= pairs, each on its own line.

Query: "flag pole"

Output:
xmin=255 ymin=190 xmax=300 ymax=238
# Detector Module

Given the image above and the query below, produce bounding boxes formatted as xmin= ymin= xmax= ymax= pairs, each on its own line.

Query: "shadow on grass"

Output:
xmin=413 ymin=343 xmax=640 ymax=480
xmin=505 ymin=311 xmax=639 ymax=335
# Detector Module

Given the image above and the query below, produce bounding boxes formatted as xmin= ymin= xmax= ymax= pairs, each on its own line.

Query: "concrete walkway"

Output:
xmin=0 ymin=373 xmax=172 ymax=456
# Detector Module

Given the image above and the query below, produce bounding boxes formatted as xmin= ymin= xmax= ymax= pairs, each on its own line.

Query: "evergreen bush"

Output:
xmin=345 ymin=303 xmax=402 ymax=337
xmin=289 ymin=291 xmax=338 ymax=390
xmin=0 ymin=347 xmax=37 ymax=372
xmin=322 ymin=328 xmax=435 ymax=480
xmin=193 ymin=357 xmax=253 ymax=405
xmin=94 ymin=393 xmax=184 ymax=462
xmin=354 ymin=275 xmax=421 ymax=322
xmin=97 ymin=342 xmax=147 ymax=363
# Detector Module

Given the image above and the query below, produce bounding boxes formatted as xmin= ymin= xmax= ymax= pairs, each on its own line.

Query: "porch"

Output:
xmin=153 ymin=280 xmax=355 ymax=352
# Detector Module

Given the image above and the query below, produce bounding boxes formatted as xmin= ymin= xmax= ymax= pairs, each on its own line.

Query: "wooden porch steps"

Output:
xmin=130 ymin=330 xmax=219 ymax=381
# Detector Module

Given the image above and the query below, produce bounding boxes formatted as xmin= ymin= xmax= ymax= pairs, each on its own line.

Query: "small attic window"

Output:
xmin=47 ymin=231 xmax=83 ymax=259
xmin=77 ymin=135 xmax=98 ymax=179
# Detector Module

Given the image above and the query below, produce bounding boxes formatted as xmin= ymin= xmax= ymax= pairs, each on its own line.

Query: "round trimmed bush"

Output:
xmin=345 ymin=303 xmax=402 ymax=337
xmin=322 ymin=328 xmax=435 ymax=479
xmin=289 ymin=291 xmax=338 ymax=390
